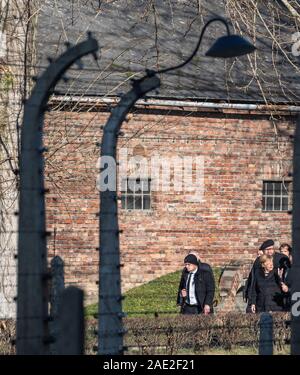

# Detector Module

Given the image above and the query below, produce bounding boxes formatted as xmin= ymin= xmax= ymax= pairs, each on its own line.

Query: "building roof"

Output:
xmin=36 ymin=0 xmax=300 ymax=104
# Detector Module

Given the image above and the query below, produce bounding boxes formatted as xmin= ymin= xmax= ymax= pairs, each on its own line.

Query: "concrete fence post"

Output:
xmin=50 ymin=256 xmax=65 ymax=318
xmin=50 ymin=256 xmax=64 ymax=354
xmin=56 ymin=286 xmax=84 ymax=355
xmin=259 ymin=312 xmax=273 ymax=355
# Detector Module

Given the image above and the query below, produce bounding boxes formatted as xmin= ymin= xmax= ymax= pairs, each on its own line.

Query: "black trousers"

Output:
xmin=181 ymin=304 xmax=202 ymax=315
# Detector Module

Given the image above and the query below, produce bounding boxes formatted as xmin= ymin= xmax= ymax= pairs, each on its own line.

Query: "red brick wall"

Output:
xmin=44 ymin=106 xmax=294 ymax=304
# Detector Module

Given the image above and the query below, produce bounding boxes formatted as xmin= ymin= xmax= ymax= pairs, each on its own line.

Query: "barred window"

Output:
xmin=121 ymin=178 xmax=151 ymax=210
xmin=262 ymin=181 xmax=290 ymax=211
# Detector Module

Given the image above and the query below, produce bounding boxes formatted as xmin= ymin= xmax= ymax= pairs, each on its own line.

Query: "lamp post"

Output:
xmin=98 ymin=17 xmax=255 ymax=355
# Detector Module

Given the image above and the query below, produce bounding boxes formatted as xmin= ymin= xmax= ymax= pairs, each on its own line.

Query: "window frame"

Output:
xmin=262 ymin=180 xmax=291 ymax=212
xmin=121 ymin=177 xmax=151 ymax=211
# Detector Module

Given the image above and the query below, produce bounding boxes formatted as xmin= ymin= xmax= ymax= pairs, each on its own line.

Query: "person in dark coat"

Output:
xmin=249 ymin=254 xmax=285 ymax=313
xmin=177 ymin=254 xmax=215 ymax=315
xmin=277 ymin=244 xmax=293 ymax=310
xmin=279 ymin=243 xmax=292 ymax=264
xmin=244 ymin=239 xmax=290 ymax=312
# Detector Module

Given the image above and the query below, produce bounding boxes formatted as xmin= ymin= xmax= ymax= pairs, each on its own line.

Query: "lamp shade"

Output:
xmin=205 ymin=34 xmax=256 ymax=58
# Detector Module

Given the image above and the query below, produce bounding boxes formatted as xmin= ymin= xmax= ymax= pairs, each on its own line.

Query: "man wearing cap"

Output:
xmin=244 ymin=239 xmax=290 ymax=312
xmin=253 ymin=239 xmax=289 ymax=272
xmin=177 ymin=254 xmax=215 ymax=315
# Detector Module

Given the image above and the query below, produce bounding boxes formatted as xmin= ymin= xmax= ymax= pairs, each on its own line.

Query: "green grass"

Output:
xmin=85 ymin=267 xmax=222 ymax=319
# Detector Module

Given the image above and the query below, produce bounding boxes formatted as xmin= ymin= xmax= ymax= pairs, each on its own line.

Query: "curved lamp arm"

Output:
xmin=156 ymin=18 xmax=230 ymax=75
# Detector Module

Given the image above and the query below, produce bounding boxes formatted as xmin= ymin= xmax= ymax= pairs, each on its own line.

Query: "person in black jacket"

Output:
xmin=244 ymin=239 xmax=290 ymax=312
xmin=177 ymin=254 xmax=215 ymax=315
xmin=249 ymin=254 xmax=286 ymax=313
xmin=278 ymin=244 xmax=293 ymax=310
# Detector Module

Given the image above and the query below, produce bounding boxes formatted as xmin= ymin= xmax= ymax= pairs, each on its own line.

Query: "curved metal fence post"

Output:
xmin=98 ymin=73 xmax=160 ymax=355
xmin=17 ymin=35 xmax=99 ymax=355
xmin=291 ymin=115 xmax=300 ymax=355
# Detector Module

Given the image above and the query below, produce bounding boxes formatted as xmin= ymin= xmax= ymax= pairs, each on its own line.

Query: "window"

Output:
xmin=121 ymin=178 xmax=151 ymax=210
xmin=262 ymin=181 xmax=290 ymax=211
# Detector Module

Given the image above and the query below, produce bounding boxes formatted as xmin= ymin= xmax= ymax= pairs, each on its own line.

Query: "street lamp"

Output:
xmin=156 ymin=17 xmax=256 ymax=75
xmin=98 ymin=17 xmax=255 ymax=355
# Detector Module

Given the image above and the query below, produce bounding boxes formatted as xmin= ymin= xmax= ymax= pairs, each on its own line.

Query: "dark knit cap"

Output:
xmin=184 ymin=254 xmax=198 ymax=265
xmin=259 ymin=239 xmax=274 ymax=251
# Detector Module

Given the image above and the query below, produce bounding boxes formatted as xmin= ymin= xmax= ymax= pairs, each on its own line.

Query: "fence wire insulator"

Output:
xmin=11 ymin=339 xmax=16 ymax=346
xmin=118 ymin=328 xmax=128 ymax=335
xmin=42 ymin=231 xmax=52 ymax=238
xmin=116 ymin=263 xmax=124 ymax=269
xmin=62 ymin=75 xmax=69 ymax=83
xmin=37 ymin=147 xmax=48 ymax=153
xmin=14 ymin=211 xmax=19 ymax=216
xmin=75 ymin=59 xmax=84 ymax=70
xmin=117 ymin=312 xmax=127 ymax=319
xmin=64 ymin=41 xmax=72 ymax=49
xmin=40 ymin=188 xmax=50 ymax=195
xmin=42 ymin=272 xmax=52 ymax=281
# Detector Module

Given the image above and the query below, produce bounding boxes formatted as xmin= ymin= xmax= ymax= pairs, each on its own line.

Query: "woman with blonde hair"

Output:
xmin=250 ymin=255 xmax=286 ymax=313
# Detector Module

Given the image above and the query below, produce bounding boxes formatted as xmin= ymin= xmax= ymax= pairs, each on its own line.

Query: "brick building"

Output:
xmin=35 ymin=1 xmax=300 ymax=304
xmin=44 ymin=99 xmax=295 ymax=303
